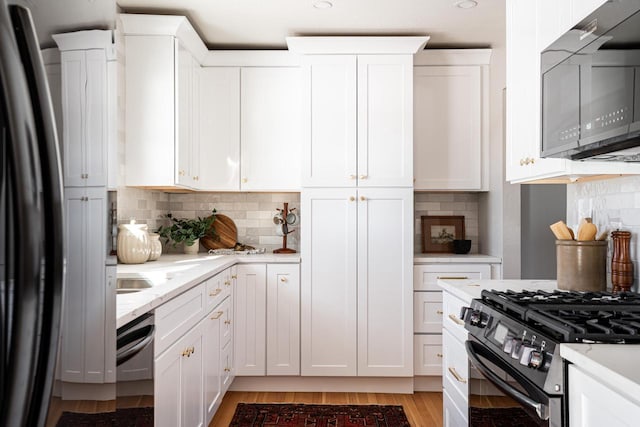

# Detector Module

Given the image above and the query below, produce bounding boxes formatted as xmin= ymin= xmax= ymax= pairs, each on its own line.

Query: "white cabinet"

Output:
xmin=204 ymin=296 xmax=232 ymax=425
xmin=240 ymin=67 xmax=302 ymax=191
xmin=234 ymin=264 xmax=267 ymax=375
xmin=414 ymin=335 xmax=443 ymax=376
xmin=235 ymin=263 xmax=300 ymax=376
xmin=61 ymin=187 xmax=107 ymax=383
xmin=155 ymin=320 xmax=205 ymax=427
xmin=124 ymin=33 xmax=202 ymax=189
xmin=302 ymin=55 xmax=413 ymax=187
xmin=569 ymin=364 xmax=640 ymax=427
xmin=413 ymin=65 xmax=485 ymax=190
xmin=266 ymin=264 xmax=300 ymax=375
xmin=506 ymin=0 xmax=640 ymax=183
xmin=199 ymin=67 xmax=240 ymax=190
xmin=301 ymin=188 xmax=413 ymax=377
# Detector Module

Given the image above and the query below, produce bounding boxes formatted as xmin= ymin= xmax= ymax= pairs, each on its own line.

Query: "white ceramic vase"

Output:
xmin=117 ymin=221 xmax=151 ymax=264
xmin=184 ymin=238 xmax=200 ymax=255
xmin=147 ymin=233 xmax=162 ymax=261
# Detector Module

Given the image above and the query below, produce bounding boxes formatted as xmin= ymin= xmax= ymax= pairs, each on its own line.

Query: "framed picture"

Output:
xmin=421 ymin=215 xmax=465 ymax=253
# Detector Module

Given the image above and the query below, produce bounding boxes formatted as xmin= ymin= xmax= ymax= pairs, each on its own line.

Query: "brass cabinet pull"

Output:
xmin=224 ymin=280 xmax=231 ymax=286
xmin=436 ymin=353 xmax=443 ymax=358
xmin=209 ymin=288 xmax=222 ymax=297
xmin=241 ymin=177 xmax=248 ymax=183
xmin=224 ymin=320 xmax=231 ymax=325
xmin=231 ymin=275 xmax=237 ymax=279
xmin=211 ymin=311 xmax=224 ymax=320
xmin=436 ymin=310 xmax=444 ymax=315
xmin=437 ymin=276 xmax=469 ymax=280
xmin=179 ymin=170 xmax=185 ymax=176
xmin=448 ymin=313 xmax=465 ymax=326
xmin=359 ymin=174 xmax=368 ymax=179
xmin=223 ymin=367 xmax=231 ymax=372
xmin=448 ymin=367 xmax=467 ymax=383
xmin=349 ymin=174 xmax=356 ymax=180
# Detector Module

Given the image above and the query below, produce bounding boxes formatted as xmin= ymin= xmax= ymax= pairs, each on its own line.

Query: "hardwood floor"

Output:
xmin=46 ymin=397 xmax=116 ymax=427
xmin=209 ymin=391 xmax=445 ymax=426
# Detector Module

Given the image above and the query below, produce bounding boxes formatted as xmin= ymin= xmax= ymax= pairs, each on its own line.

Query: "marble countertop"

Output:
xmin=414 ymin=254 xmax=502 ymax=264
xmin=561 ymin=343 xmax=640 ymax=404
xmin=116 ymin=253 xmax=300 ymax=328
xmin=437 ymin=279 xmax=558 ymax=304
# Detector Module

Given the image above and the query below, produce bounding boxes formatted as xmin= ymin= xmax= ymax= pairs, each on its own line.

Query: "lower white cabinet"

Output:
xmin=204 ymin=296 xmax=233 ymax=425
xmin=155 ymin=319 xmax=205 ymax=427
xmin=569 ymin=364 xmax=640 ymax=427
xmin=414 ymin=334 xmax=443 ymax=376
xmin=235 ymin=263 xmax=301 ymax=376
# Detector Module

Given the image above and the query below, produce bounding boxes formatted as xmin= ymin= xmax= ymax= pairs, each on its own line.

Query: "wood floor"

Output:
xmin=209 ymin=391 xmax=445 ymax=426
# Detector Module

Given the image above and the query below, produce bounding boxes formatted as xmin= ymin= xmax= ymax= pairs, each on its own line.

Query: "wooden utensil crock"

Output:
xmin=611 ymin=230 xmax=633 ymax=293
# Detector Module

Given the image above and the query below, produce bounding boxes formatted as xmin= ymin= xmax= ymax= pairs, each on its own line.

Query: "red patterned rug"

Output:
xmin=229 ymin=403 xmax=411 ymax=426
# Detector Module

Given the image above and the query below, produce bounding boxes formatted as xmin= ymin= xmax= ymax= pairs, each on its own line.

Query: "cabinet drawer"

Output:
xmin=414 ymin=264 xmax=491 ymax=291
xmin=443 ymin=328 xmax=469 ymax=403
xmin=414 ymin=334 xmax=443 ymax=376
xmin=443 ymin=388 xmax=468 ymax=427
xmin=205 ymin=270 xmax=231 ymax=313
xmin=413 ymin=291 xmax=443 ymax=333
xmin=155 ymin=283 xmax=206 ymax=356
xmin=442 ymin=292 xmax=469 ymax=343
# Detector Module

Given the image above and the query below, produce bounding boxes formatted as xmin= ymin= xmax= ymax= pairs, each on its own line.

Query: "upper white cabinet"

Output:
xmin=53 ymin=31 xmax=115 ymax=188
xmin=240 ymin=67 xmax=302 ymax=191
xmin=301 ymin=54 xmax=413 ymax=187
xmin=176 ymin=42 xmax=200 ymax=188
xmin=413 ymin=50 xmax=490 ymax=191
xmin=301 ymin=188 xmax=413 ymax=377
xmin=506 ymin=0 xmax=640 ymax=183
xmin=292 ymin=37 xmax=428 ymax=188
xmin=199 ymin=67 xmax=241 ymax=190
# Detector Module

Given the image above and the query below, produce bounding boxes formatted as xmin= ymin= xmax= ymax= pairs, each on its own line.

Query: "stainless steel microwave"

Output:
xmin=541 ymin=0 xmax=640 ymax=161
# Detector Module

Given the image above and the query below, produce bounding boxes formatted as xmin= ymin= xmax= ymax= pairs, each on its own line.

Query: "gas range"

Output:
xmin=463 ymin=289 xmax=640 ymax=397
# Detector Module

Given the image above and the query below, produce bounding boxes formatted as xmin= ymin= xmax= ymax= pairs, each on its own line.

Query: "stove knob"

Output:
xmin=479 ymin=312 xmax=490 ymax=328
xmin=470 ymin=310 xmax=481 ymax=326
xmin=528 ymin=351 xmax=544 ymax=369
xmin=503 ymin=335 xmax=515 ymax=353
xmin=460 ymin=306 xmax=472 ymax=322
xmin=519 ymin=345 xmax=535 ymax=366
xmin=510 ymin=339 xmax=523 ymax=359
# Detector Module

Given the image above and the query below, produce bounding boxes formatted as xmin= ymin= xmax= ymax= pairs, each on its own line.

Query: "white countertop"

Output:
xmin=437 ymin=279 xmax=558 ymax=304
xmin=561 ymin=343 xmax=640 ymax=404
xmin=414 ymin=254 xmax=502 ymax=264
xmin=116 ymin=253 xmax=300 ymax=328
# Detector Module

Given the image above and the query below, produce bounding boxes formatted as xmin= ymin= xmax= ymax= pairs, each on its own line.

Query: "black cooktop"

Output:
xmin=480 ymin=289 xmax=640 ymax=343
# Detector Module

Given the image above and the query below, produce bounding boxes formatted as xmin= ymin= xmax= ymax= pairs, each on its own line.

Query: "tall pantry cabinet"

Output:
xmin=51 ymin=30 xmax=117 ymax=391
xmin=291 ymin=37 xmax=427 ymax=377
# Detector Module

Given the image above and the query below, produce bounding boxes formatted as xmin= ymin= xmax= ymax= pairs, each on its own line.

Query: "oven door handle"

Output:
xmin=465 ymin=340 xmax=550 ymax=421
xmin=116 ymin=324 xmax=154 ymax=366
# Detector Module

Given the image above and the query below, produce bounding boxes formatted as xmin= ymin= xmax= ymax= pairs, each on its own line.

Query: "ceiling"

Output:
xmin=116 ymin=0 xmax=505 ymax=50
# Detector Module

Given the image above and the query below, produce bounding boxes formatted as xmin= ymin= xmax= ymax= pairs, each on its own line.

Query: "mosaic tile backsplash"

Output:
xmin=567 ymin=175 xmax=640 ymax=291
xmin=414 ymin=192 xmax=479 ymax=254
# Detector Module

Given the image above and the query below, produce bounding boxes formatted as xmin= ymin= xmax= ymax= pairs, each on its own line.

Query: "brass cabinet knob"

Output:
xmin=231 ymin=275 xmax=237 ymax=279
xmin=349 ymin=174 xmax=356 ymax=180
xmin=280 ymin=277 xmax=287 ymax=282
xmin=241 ymin=177 xmax=248 ymax=183
xmin=349 ymin=196 xmax=355 ymax=202
xmin=520 ymin=159 xmax=525 ymax=166
xmin=224 ymin=367 xmax=231 ymax=372
xmin=224 ymin=280 xmax=231 ymax=286
xmin=224 ymin=320 xmax=231 ymax=325
xmin=436 ymin=310 xmax=443 ymax=315
xmin=359 ymin=174 xmax=368 ymax=179
xmin=360 ymin=196 xmax=366 ymax=201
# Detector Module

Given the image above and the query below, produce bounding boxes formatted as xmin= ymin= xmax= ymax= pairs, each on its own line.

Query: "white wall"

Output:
xmin=28 ymin=0 xmax=116 ymax=48
xmin=567 ymin=175 xmax=640 ymax=291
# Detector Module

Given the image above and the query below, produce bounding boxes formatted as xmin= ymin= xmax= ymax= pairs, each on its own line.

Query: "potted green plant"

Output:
xmin=157 ymin=210 xmax=216 ymax=254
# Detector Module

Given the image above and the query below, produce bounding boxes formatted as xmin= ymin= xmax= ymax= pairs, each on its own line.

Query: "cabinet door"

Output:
xmin=60 ymin=50 xmax=86 ymax=187
xmin=204 ymin=305 xmax=222 ymax=425
xmin=266 ymin=264 xmax=300 ymax=375
xmin=240 ymin=67 xmax=302 ymax=190
xmin=84 ymin=49 xmax=108 ymax=187
xmin=234 ymin=264 xmax=267 ymax=375
xmin=570 ymin=0 xmax=606 ymax=26
xmin=176 ymin=41 xmax=193 ymax=188
xmin=61 ymin=187 xmax=106 ymax=383
xmin=155 ymin=343 xmax=182 ymax=427
xmin=537 ymin=0 xmax=572 ymax=52
xmin=181 ymin=323 xmax=204 ymax=427
xmin=414 ymin=334 xmax=443 ymax=376
xmin=301 ymin=188 xmax=357 ymax=376
xmin=199 ymin=67 xmax=240 ymax=190
xmin=357 ymin=55 xmax=413 ymax=187
xmin=357 ymin=188 xmax=413 ymax=376
xmin=413 ymin=291 xmax=443 ymax=334
xmin=414 ymin=66 xmax=482 ymax=190
xmin=301 ymin=55 xmax=357 ymax=187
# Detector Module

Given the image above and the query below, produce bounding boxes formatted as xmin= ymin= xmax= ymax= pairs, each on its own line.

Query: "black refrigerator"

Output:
xmin=0 ymin=1 xmax=65 ymax=426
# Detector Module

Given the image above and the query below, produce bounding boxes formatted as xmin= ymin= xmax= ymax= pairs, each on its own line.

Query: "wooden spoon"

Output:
xmin=550 ymin=221 xmax=573 ymax=240
xmin=577 ymin=222 xmax=597 ymax=241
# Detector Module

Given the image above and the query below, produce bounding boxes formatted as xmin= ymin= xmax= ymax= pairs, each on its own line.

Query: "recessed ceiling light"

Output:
xmin=313 ymin=1 xmax=333 ymax=9
xmin=455 ymin=0 xmax=478 ymax=9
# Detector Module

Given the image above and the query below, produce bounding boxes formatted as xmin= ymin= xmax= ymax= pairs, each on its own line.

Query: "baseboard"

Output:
xmin=116 ymin=379 xmax=154 ymax=397
xmin=413 ymin=376 xmax=442 ymax=392
xmin=230 ymin=376 xmax=414 ymax=394
xmin=59 ymin=381 xmax=116 ymax=401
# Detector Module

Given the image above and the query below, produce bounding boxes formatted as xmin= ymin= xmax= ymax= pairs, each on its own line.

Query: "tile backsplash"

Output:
xmin=567 ymin=175 xmax=640 ymax=291
xmin=414 ymin=192 xmax=479 ymax=254
xmin=117 ymin=190 xmax=300 ymax=253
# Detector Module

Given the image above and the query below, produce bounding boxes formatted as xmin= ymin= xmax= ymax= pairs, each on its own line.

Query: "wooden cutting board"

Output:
xmin=201 ymin=214 xmax=237 ymax=250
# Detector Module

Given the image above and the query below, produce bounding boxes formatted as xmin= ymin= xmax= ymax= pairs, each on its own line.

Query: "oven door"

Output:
xmin=466 ymin=337 xmax=565 ymax=427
